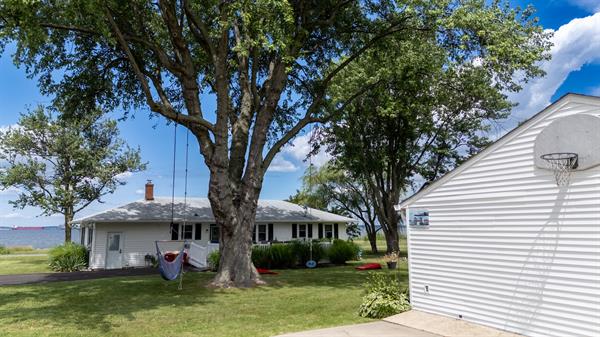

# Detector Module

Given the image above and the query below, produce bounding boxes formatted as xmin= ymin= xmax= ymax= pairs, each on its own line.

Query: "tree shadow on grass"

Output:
xmin=0 ymin=273 xmax=217 ymax=334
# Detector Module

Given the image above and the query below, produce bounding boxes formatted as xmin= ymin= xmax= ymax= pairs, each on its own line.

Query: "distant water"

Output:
xmin=0 ymin=228 xmax=81 ymax=248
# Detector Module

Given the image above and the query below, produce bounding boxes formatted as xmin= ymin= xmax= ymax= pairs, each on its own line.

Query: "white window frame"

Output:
xmin=257 ymin=224 xmax=267 ymax=242
xmin=298 ymin=224 xmax=307 ymax=239
xmin=181 ymin=223 xmax=194 ymax=240
xmin=324 ymin=224 xmax=333 ymax=239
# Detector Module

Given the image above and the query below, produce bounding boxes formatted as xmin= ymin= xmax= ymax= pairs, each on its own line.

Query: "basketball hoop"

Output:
xmin=540 ymin=153 xmax=578 ymax=186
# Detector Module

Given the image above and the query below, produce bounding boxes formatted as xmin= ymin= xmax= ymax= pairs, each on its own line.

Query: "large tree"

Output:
xmin=0 ymin=0 xmax=549 ymax=287
xmin=324 ymin=15 xmax=551 ymax=252
xmin=0 ymin=106 xmax=145 ymax=242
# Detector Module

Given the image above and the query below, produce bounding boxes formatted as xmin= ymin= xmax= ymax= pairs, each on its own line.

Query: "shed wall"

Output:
xmin=407 ymin=100 xmax=600 ymax=337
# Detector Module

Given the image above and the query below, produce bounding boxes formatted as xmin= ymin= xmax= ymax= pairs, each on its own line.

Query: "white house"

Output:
xmin=74 ymin=182 xmax=355 ymax=270
xmin=397 ymin=93 xmax=600 ymax=337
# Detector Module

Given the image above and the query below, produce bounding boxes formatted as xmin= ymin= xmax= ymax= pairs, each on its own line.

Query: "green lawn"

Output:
xmin=0 ymin=260 xmax=408 ymax=337
xmin=356 ymin=235 xmax=407 ymax=256
xmin=0 ymin=255 xmax=51 ymax=275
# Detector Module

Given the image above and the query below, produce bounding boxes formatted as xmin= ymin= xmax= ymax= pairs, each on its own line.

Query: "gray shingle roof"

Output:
xmin=73 ymin=197 xmax=356 ymax=224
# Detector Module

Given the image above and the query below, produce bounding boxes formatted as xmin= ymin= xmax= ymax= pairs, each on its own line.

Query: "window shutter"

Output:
xmin=308 ymin=224 xmax=313 ymax=238
xmin=253 ymin=225 xmax=257 ymax=243
xmin=292 ymin=223 xmax=297 ymax=239
xmin=318 ymin=223 xmax=323 ymax=239
xmin=334 ymin=223 xmax=339 ymax=239
xmin=194 ymin=223 xmax=202 ymax=240
xmin=170 ymin=223 xmax=179 ymax=240
xmin=268 ymin=223 xmax=273 ymax=241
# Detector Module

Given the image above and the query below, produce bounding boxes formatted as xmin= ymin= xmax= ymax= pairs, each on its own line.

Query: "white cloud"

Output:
xmin=281 ymin=133 xmax=331 ymax=167
xmin=135 ymin=189 xmax=144 ymax=195
xmin=509 ymin=13 xmax=600 ymax=120
xmin=569 ymin=0 xmax=600 ymax=13
xmin=267 ymin=156 xmax=298 ymax=172
xmin=115 ymin=171 xmax=134 ymax=180
xmin=590 ymin=85 xmax=600 ymax=96
xmin=0 ymin=186 xmax=22 ymax=195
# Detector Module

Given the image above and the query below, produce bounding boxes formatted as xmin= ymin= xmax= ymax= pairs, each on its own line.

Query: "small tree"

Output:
xmin=288 ymin=163 xmax=380 ymax=251
xmin=0 ymin=106 xmax=146 ymax=242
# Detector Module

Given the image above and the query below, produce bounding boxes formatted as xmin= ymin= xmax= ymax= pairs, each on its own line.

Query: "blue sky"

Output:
xmin=1 ymin=0 xmax=600 ymax=226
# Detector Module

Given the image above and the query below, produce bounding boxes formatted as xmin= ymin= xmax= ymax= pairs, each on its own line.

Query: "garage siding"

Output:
xmin=407 ymin=99 xmax=600 ymax=337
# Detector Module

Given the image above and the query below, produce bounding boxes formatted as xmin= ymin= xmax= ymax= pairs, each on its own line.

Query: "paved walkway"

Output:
xmin=0 ymin=268 xmax=159 ymax=286
xmin=384 ymin=311 xmax=523 ymax=337
xmin=275 ymin=322 xmax=440 ymax=337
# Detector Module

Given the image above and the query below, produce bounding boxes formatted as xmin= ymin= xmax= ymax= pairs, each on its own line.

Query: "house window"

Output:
xmin=324 ymin=224 xmax=333 ymax=239
xmin=170 ymin=223 xmax=179 ymax=240
xmin=87 ymin=228 xmax=93 ymax=246
xmin=298 ymin=224 xmax=307 ymax=239
xmin=209 ymin=224 xmax=219 ymax=243
xmin=257 ymin=224 xmax=267 ymax=242
xmin=194 ymin=223 xmax=202 ymax=240
xmin=182 ymin=223 xmax=194 ymax=240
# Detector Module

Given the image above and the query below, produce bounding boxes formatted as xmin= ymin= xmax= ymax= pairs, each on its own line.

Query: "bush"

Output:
xmin=48 ymin=243 xmax=88 ymax=272
xmin=358 ymin=272 xmax=410 ymax=318
xmin=290 ymin=240 xmax=325 ymax=266
xmin=207 ymin=250 xmax=220 ymax=271
xmin=268 ymin=244 xmax=296 ymax=269
xmin=327 ymin=239 xmax=360 ymax=264
xmin=252 ymin=244 xmax=295 ymax=269
xmin=0 ymin=245 xmax=9 ymax=255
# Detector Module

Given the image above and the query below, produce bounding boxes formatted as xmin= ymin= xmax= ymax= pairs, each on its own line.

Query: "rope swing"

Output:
xmin=155 ymin=115 xmax=192 ymax=290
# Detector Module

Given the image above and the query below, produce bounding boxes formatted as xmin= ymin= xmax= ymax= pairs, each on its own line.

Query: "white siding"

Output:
xmin=407 ymin=98 xmax=600 ymax=337
xmin=90 ymin=222 xmax=172 ymax=269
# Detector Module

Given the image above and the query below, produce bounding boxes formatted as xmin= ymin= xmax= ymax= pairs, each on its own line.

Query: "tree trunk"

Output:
xmin=366 ymin=230 xmax=378 ymax=254
xmin=206 ymin=162 xmax=264 ymax=288
xmin=64 ymin=208 xmax=73 ymax=243
xmin=210 ymin=213 xmax=263 ymax=288
xmin=383 ymin=226 xmax=399 ymax=253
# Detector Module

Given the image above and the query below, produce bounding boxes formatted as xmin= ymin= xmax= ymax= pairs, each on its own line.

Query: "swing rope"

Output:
xmin=159 ymin=114 xmax=187 ymax=290
xmin=170 ymin=116 xmax=178 ymax=226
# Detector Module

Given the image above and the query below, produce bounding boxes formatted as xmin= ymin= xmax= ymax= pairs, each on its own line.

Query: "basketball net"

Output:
xmin=541 ymin=153 xmax=578 ymax=187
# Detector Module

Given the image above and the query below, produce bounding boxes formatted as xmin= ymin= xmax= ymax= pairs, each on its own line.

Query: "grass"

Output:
xmin=0 ymin=260 xmax=408 ymax=337
xmin=0 ymin=255 xmax=51 ymax=275
xmin=355 ymin=235 xmax=407 ymax=257
xmin=0 ymin=245 xmax=50 ymax=255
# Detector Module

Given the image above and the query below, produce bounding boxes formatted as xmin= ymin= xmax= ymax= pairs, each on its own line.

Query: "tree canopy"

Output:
xmin=0 ymin=106 xmax=146 ymax=241
xmin=0 ymin=0 xmax=550 ymax=286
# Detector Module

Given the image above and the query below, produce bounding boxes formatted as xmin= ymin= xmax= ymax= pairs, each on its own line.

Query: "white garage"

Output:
xmin=397 ymin=93 xmax=600 ymax=337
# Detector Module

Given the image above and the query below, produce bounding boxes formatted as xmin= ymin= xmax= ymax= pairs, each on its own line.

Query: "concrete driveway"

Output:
xmin=275 ymin=321 xmax=441 ymax=337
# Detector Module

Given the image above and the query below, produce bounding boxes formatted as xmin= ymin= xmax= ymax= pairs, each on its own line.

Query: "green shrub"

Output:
xmin=251 ymin=246 xmax=271 ymax=268
xmin=0 ymin=245 xmax=9 ymax=255
xmin=290 ymin=240 xmax=325 ymax=266
xmin=207 ymin=250 xmax=220 ymax=271
xmin=48 ymin=243 xmax=88 ymax=272
xmin=327 ymin=239 xmax=360 ymax=264
xmin=252 ymin=244 xmax=295 ymax=269
xmin=269 ymin=244 xmax=296 ymax=269
xmin=358 ymin=272 xmax=410 ymax=318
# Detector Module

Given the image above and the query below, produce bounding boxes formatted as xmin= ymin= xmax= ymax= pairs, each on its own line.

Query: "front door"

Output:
xmin=106 ymin=232 xmax=123 ymax=269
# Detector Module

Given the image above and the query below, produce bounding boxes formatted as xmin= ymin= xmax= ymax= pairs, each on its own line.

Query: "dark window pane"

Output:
xmin=194 ymin=224 xmax=202 ymax=240
xmin=171 ymin=223 xmax=179 ymax=240
xmin=183 ymin=224 xmax=193 ymax=240
xmin=258 ymin=224 xmax=267 ymax=242
xmin=210 ymin=224 xmax=219 ymax=243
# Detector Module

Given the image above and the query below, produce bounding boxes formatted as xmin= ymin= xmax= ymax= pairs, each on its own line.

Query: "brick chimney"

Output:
xmin=145 ymin=180 xmax=154 ymax=201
